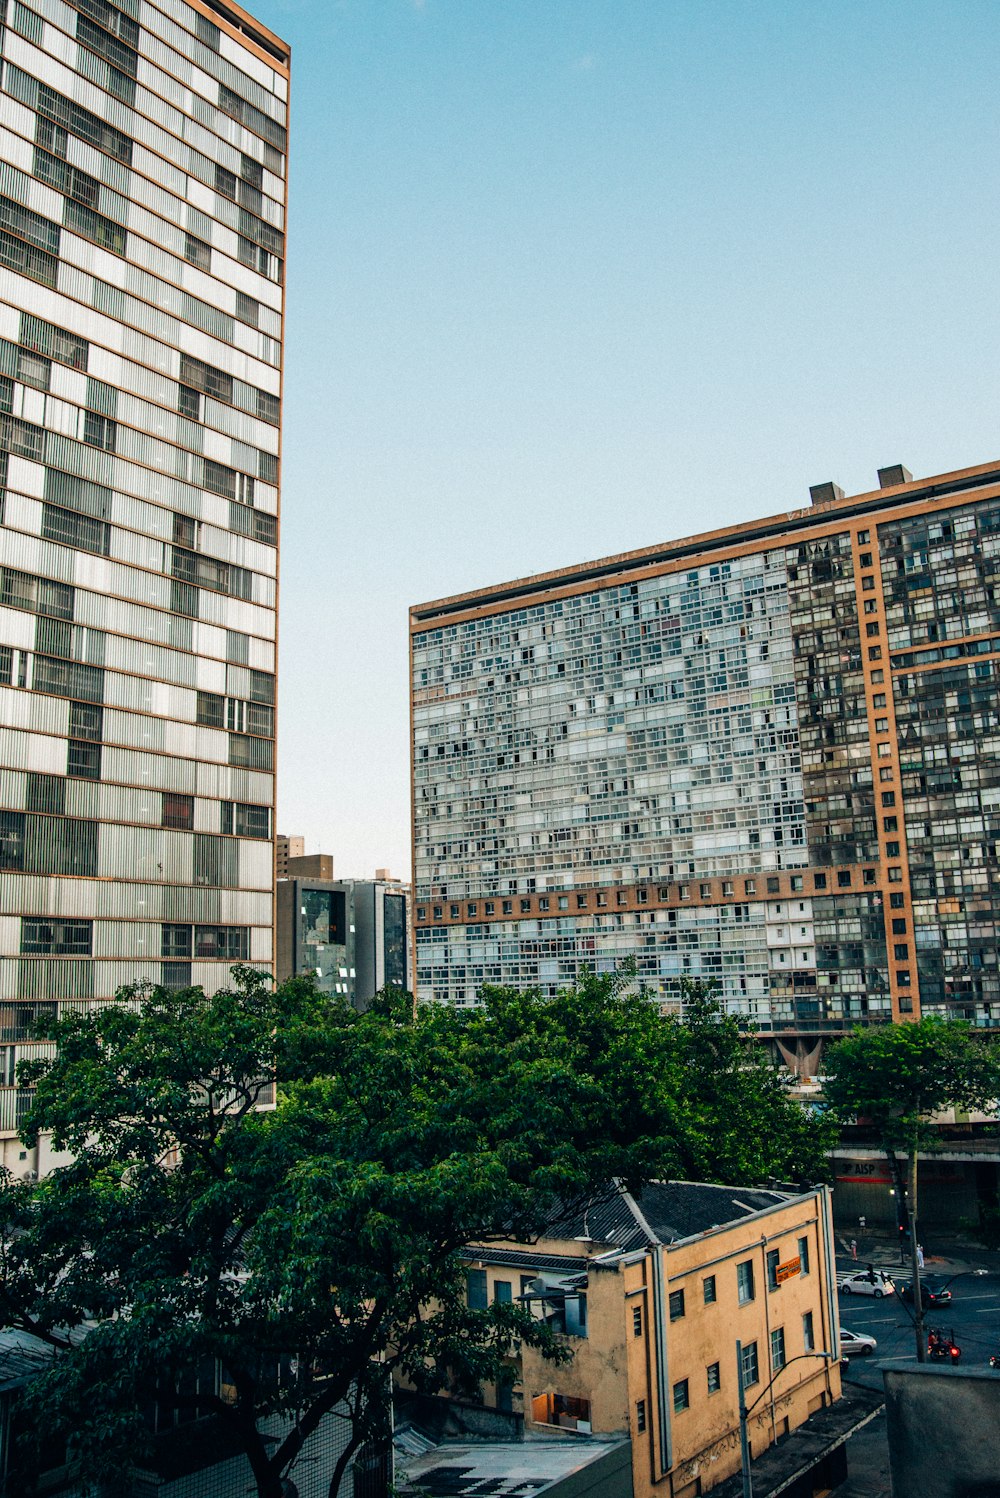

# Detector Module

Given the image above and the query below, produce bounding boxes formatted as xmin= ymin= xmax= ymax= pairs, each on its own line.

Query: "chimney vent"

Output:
xmin=809 ymin=481 xmax=845 ymax=507
xmin=877 ymin=464 xmax=913 ymax=490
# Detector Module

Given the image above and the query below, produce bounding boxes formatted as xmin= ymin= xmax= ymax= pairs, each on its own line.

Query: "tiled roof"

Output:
xmin=543 ymin=1181 xmax=794 ymax=1253
xmin=469 ymin=1248 xmax=588 ymax=1273
xmin=635 ymin=1181 xmax=791 ymax=1243
xmin=0 ymin=1330 xmax=56 ymax=1392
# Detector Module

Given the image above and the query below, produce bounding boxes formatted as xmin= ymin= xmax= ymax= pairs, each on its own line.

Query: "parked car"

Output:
xmin=840 ymin=1329 xmax=877 ymax=1357
xmin=897 ymin=1277 xmax=953 ymax=1306
xmin=838 ymin=1270 xmax=895 ymax=1298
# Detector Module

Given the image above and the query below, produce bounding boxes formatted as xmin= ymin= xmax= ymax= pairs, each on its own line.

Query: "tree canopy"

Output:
xmin=824 ymin=1016 xmax=1000 ymax=1360
xmin=823 ymin=1017 xmax=1000 ymax=1151
xmin=0 ymin=968 xmax=832 ymax=1496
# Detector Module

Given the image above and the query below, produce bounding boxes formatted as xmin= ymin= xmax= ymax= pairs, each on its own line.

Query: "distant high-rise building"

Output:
xmin=276 ymin=834 xmax=305 ymax=878
xmin=285 ymin=852 xmax=334 ymax=881
xmin=411 ymin=460 xmax=1000 ymax=1065
xmin=276 ymin=875 xmax=409 ymax=1010
xmin=0 ymin=0 xmax=289 ymax=1165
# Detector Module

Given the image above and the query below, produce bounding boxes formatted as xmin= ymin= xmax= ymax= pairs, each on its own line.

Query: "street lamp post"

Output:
xmin=735 ymin=1346 xmax=837 ymax=1498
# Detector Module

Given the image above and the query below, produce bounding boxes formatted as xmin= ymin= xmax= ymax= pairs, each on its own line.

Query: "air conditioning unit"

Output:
xmin=22 ymin=1170 xmax=37 ymax=1183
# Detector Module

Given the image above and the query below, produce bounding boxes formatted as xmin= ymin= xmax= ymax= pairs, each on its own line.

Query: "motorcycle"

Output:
xmin=927 ymin=1328 xmax=961 ymax=1364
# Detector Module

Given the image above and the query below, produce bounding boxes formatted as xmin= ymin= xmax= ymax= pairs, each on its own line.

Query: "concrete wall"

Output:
xmin=884 ymin=1365 xmax=1000 ymax=1498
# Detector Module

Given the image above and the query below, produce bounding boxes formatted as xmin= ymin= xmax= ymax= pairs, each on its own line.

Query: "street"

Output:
xmin=837 ymin=1267 xmax=1000 ymax=1390
xmin=832 ymin=1256 xmax=1000 ymax=1497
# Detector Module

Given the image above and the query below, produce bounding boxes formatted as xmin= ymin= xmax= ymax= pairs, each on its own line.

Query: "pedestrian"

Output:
xmin=916 ymin=1243 xmax=925 ymax=1269
xmin=859 ymin=1214 xmax=867 ymax=1232
xmin=851 ymin=1238 xmax=858 ymax=1261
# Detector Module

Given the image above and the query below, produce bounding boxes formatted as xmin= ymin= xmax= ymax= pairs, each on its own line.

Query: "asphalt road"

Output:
xmin=832 ymin=1265 xmax=1000 ymax=1497
xmin=837 ymin=1265 xmax=1000 ymax=1388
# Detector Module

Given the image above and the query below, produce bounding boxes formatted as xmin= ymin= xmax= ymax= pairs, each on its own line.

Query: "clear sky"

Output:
xmin=269 ymin=0 xmax=1000 ymax=880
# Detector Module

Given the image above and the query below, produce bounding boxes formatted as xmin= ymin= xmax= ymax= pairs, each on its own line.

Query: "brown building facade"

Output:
xmin=411 ymin=460 xmax=1000 ymax=1061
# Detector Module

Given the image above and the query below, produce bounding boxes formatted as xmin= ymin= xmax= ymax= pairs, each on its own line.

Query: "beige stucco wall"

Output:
xmin=463 ymin=1190 xmax=842 ymax=1498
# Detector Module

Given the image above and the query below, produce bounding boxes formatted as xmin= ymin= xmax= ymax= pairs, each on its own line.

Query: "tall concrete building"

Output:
xmin=0 ymin=0 xmax=288 ymax=1161
xmin=275 ymin=832 xmax=304 ymax=877
xmin=411 ymin=461 xmax=1000 ymax=1064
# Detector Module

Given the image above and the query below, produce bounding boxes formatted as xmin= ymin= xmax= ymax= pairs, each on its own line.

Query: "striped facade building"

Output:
xmin=0 ymin=0 xmax=287 ymax=1162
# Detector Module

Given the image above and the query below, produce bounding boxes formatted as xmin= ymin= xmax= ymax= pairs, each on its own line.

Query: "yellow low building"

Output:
xmin=465 ymin=1181 xmax=845 ymax=1498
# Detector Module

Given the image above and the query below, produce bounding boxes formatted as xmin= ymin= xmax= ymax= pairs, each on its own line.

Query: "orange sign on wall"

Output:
xmin=776 ymin=1257 xmax=801 ymax=1283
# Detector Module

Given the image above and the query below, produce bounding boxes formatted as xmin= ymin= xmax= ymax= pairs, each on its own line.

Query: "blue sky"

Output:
xmin=270 ymin=0 xmax=1000 ymax=878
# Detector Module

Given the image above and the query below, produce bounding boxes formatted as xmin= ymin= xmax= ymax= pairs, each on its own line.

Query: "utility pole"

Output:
xmin=736 ymin=1346 xmax=836 ymax=1498
xmin=736 ymin=1340 xmax=753 ymax=1498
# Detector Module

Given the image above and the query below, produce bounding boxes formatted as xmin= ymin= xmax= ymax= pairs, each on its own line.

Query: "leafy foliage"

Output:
xmin=0 ymin=968 xmax=828 ymax=1496
xmin=824 ymin=1017 xmax=1000 ymax=1361
xmin=823 ymin=1017 xmax=1000 ymax=1150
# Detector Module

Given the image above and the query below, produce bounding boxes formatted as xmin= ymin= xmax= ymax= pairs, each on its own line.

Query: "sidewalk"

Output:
xmin=834 ymin=1228 xmax=999 ymax=1278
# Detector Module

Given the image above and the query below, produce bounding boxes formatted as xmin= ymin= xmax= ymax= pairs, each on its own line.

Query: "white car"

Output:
xmin=840 ymin=1329 xmax=878 ymax=1357
xmin=838 ymin=1270 xmax=895 ymax=1299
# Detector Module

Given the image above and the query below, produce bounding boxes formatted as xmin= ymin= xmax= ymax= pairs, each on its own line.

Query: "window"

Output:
xmin=803 ymin=1310 xmax=815 ymax=1352
xmin=813 ymin=872 xmax=827 ymax=890
xmin=798 ymin=1236 xmax=810 ymax=1276
xmin=740 ymin=1341 xmax=759 ymax=1388
xmin=184 ymin=232 xmax=211 ymax=270
xmin=25 ymin=773 xmax=65 ymax=815
xmin=21 ymin=918 xmax=91 ymax=954
xmin=466 ymin=1269 xmax=487 ymax=1310
xmin=161 ymin=962 xmax=191 ymax=991
xmin=892 ymin=918 xmax=907 ymax=935
xmin=771 ymin=1327 xmax=786 ymax=1372
xmin=195 ymin=927 xmax=249 ymax=961
xmin=21 ymin=314 xmax=87 ymax=371
xmin=33 ymin=656 xmax=103 ymax=704
xmin=635 ymin=1400 xmax=646 ymax=1433
xmin=162 ymin=793 xmax=193 ymax=830
xmin=178 ymin=383 xmax=201 ymax=420
xmin=767 ymin=1248 xmax=780 ymax=1291
xmin=672 ymin=1379 xmax=689 ymax=1413
xmin=632 ymin=1305 xmax=642 ymax=1337
xmin=707 ymin=1361 xmax=721 ymax=1394
xmin=196 ymin=691 xmax=225 ymax=728
xmin=67 ymin=740 xmax=100 ymax=780
xmin=669 ymin=1289 xmax=685 ymax=1321
xmin=193 ymin=834 xmax=237 ymax=888
xmin=703 ymin=1275 xmax=717 ymax=1304
xmin=837 ymin=870 xmax=852 ymax=887
xmin=220 ymin=801 xmax=270 ymax=839
xmin=162 ymin=925 xmax=192 ymax=959
xmin=493 ymin=1280 xmax=512 ymax=1304
xmin=737 ymin=1260 xmax=754 ymax=1305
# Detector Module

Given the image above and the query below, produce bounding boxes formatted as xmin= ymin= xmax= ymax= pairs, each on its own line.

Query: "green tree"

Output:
xmin=824 ymin=1018 xmax=1000 ymax=1361
xmin=672 ymin=980 xmax=834 ymax=1186
xmin=0 ymin=967 xmax=829 ymax=1496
